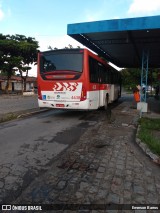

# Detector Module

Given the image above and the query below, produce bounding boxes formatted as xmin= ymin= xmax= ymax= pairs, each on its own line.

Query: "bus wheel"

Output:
xmin=104 ymin=95 xmax=108 ymax=110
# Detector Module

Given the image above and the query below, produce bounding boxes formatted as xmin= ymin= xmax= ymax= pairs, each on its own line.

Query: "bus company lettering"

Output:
xmin=53 ymin=82 xmax=79 ymax=91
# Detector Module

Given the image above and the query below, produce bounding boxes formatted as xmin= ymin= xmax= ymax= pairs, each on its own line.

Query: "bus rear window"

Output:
xmin=40 ymin=51 xmax=83 ymax=73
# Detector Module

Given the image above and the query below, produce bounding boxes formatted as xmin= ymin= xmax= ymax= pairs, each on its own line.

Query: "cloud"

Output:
xmin=128 ymin=0 xmax=160 ymax=14
xmin=7 ymin=8 xmax=11 ymax=18
xmin=28 ymin=64 xmax=37 ymax=77
xmin=35 ymin=34 xmax=84 ymax=51
xmin=0 ymin=7 xmax=4 ymax=21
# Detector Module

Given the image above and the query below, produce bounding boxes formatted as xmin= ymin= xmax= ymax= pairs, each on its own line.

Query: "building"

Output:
xmin=0 ymin=75 xmax=37 ymax=93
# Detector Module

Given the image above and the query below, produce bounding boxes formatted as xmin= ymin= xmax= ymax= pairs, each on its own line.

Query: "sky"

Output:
xmin=1 ymin=0 xmax=160 ymax=76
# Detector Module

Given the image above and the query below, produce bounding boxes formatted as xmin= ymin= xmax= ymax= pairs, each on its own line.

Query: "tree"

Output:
xmin=121 ymin=68 xmax=141 ymax=90
xmin=68 ymin=44 xmax=73 ymax=49
xmin=121 ymin=68 xmax=160 ymax=92
xmin=0 ymin=34 xmax=20 ymax=92
xmin=11 ymin=34 xmax=39 ymax=91
xmin=48 ymin=44 xmax=76 ymax=50
xmin=0 ymin=34 xmax=39 ymax=92
xmin=48 ymin=46 xmax=58 ymax=50
xmin=2 ymin=56 xmax=22 ymax=91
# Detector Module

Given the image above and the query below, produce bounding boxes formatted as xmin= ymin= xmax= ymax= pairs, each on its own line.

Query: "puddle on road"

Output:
xmin=47 ymin=120 xmax=97 ymax=145
xmin=49 ymin=126 xmax=86 ymax=145
xmin=42 ymin=120 xmax=52 ymax=123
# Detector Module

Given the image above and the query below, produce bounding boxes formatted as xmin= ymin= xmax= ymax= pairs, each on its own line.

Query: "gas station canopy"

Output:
xmin=67 ymin=15 xmax=160 ymax=68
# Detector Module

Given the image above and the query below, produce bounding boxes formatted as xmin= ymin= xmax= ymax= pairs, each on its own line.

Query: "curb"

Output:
xmin=0 ymin=108 xmax=51 ymax=123
xmin=17 ymin=108 xmax=51 ymax=118
xmin=136 ymin=125 xmax=160 ymax=165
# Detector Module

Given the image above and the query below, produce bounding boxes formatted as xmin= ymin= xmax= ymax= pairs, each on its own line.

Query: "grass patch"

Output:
xmin=0 ymin=113 xmax=18 ymax=123
xmin=138 ymin=117 xmax=160 ymax=156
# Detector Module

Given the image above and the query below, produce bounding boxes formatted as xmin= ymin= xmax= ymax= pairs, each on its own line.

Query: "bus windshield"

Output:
xmin=40 ymin=51 xmax=83 ymax=73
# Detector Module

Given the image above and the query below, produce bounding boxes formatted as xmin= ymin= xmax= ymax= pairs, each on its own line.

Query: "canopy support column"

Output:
xmin=137 ymin=49 xmax=149 ymax=114
xmin=140 ymin=49 xmax=149 ymax=102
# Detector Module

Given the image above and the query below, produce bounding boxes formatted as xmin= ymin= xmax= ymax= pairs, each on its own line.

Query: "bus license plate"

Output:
xmin=56 ymin=104 xmax=65 ymax=107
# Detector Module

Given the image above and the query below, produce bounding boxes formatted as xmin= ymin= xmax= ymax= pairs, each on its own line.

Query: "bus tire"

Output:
xmin=104 ymin=95 xmax=108 ymax=110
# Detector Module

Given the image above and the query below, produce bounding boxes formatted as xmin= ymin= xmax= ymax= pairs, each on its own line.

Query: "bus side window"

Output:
xmin=98 ymin=64 xmax=102 ymax=83
xmin=106 ymin=68 xmax=111 ymax=84
xmin=89 ymin=57 xmax=98 ymax=83
xmin=104 ymin=67 xmax=110 ymax=83
xmin=98 ymin=64 xmax=106 ymax=83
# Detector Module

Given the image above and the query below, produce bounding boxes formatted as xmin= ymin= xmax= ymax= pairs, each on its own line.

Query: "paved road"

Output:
xmin=0 ymin=95 xmax=160 ymax=212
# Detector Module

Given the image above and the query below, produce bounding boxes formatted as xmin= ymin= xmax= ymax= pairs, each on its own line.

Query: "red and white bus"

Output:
xmin=37 ymin=48 xmax=121 ymax=110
